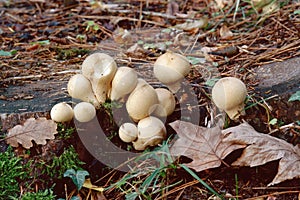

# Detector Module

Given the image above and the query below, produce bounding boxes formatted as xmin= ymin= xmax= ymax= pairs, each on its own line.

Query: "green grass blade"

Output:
xmin=180 ymin=164 xmax=224 ymax=200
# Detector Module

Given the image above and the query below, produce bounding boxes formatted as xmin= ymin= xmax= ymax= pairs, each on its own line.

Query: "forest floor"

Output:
xmin=0 ymin=0 xmax=300 ymax=199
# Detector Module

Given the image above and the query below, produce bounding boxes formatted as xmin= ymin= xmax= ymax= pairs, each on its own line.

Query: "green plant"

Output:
xmin=0 ymin=49 xmax=17 ymax=56
xmin=180 ymin=164 xmax=224 ymax=200
xmin=235 ymin=173 xmax=239 ymax=200
xmin=289 ymin=90 xmax=300 ymax=102
xmin=20 ymin=189 xmax=56 ymax=200
xmin=57 ymin=123 xmax=75 ymax=139
xmin=64 ymin=169 xmax=89 ymax=190
xmin=0 ymin=146 xmax=29 ymax=199
xmin=107 ymin=141 xmax=181 ymax=199
xmin=39 ymin=146 xmax=85 ymax=179
xmin=85 ymin=20 xmax=100 ymax=32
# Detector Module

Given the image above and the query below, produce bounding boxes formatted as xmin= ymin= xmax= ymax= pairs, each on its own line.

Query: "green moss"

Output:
xmin=38 ymin=146 xmax=85 ymax=179
xmin=21 ymin=189 xmax=56 ymax=200
xmin=0 ymin=147 xmax=29 ymax=199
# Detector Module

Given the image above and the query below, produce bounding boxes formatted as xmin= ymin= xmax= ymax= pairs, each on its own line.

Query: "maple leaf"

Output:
xmin=6 ymin=117 xmax=57 ymax=149
xmin=222 ymin=122 xmax=300 ymax=186
xmin=170 ymin=120 xmax=246 ymax=172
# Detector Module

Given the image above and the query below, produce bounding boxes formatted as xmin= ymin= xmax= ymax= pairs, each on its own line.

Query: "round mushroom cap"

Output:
xmin=212 ymin=77 xmax=247 ymax=119
xmin=154 ymin=88 xmax=176 ymax=117
xmin=118 ymin=123 xmax=138 ymax=143
xmin=153 ymin=51 xmax=191 ymax=85
xmin=138 ymin=116 xmax=166 ymax=138
xmin=50 ymin=102 xmax=74 ymax=122
xmin=126 ymin=79 xmax=158 ymax=121
xmin=110 ymin=67 xmax=138 ymax=101
xmin=67 ymin=74 xmax=100 ymax=108
xmin=132 ymin=116 xmax=166 ymax=150
xmin=74 ymin=102 xmax=96 ymax=123
xmin=81 ymin=53 xmax=118 ymax=103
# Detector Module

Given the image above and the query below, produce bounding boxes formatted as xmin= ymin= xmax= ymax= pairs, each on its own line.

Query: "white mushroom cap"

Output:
xmin=212 ymin=77 xmax=247 ymax=120
xmin=132 ymin=116 xmax=166 ymax=151
xmin=50 ymin=102 xmax=74 ymax=122
xmin=154 ymin=88 xmax=176 ymax=117
xmin=67 ymin=74 xmax=100 ymax=108
xmin=73 ymin=102 xmax=96 ymax=123
xmin=109 ymin=67 xmax=138 ymax=101
xmin=126 ymin=79 xmax=158 ymax=122
xmin=153 ymin=51 xmax=191 ymax=93
xmin=81 ymin=53 xmax=117 ymax=103
xmin=118 ymin=123 xmax=138 ymax=143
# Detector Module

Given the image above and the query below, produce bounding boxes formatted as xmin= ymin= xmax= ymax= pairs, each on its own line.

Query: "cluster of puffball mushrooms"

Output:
xmin=50 ymin=51 xmax=247 ymax=151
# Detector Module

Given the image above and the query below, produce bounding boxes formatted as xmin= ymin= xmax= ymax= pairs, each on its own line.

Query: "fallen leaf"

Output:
xmin=166 ymin=1 xmax=179 ymax=16
xmin=174 ymin=17 xmax=208 ymax=32
xmin=222 ymin=122 xmax=300 ymax=186
xmin=83 ymin=178 xmax=105 ymax=192
xmin=214 ymin=0 xmax=233 ymax=9
xmin=170 ymin=120 xmax=246 ymax=172
xmin=220 ymin=25 xmax=234 ymax=39
xmin=6 ymin=117 xmax=57 ymax=149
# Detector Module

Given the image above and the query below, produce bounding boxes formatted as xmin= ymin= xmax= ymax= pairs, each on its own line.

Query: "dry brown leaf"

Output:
xmin=222 ymin=122 xmax=300 ymax=186
xmin=220 ymin=25 xmax=234 ymax=39
xmin=174 ymin=17 xmax=208 ymax=32
xmin=6 ymin=117 xmax=57 ymax=149
xmin=170 ymin=120 xmax=246 ymax=172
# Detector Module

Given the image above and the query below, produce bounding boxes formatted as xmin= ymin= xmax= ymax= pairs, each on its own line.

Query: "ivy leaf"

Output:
xmin=288 ymin=91 xmax=300 ymax=102
xmin=64 ymin=169 xmax=89 ymax=190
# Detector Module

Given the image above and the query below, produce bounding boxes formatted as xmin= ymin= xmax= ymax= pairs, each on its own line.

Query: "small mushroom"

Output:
xmin=81 ymin=53 xmax=117 ymax=103
xmin=126 ymin=79 xmax=158 ymax=122
xmin=109 ymin=67 xmax=138 ymax=101
xmin=153 ymin=51 xmax=191 ymax=93
xmin=132 ymin=116 xmax=166 ymax=151
xmin=154 ymin=88 xmax=176 ymax=117
xmin=67 ymin=74 xmax=100 ymax=108
xmin=212 ymin=77 xmax=247 ymax=120
xmin=74 ymin=102 xmax=96 ymax=122
xmin=50 ymin=102 xmax=74 ymax=122
xmin=118 ymin=123 xmax=138 ymax=143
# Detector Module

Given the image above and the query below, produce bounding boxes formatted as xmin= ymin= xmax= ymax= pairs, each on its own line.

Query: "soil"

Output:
xmin=0 ymin=1 xmax=300 ymax=199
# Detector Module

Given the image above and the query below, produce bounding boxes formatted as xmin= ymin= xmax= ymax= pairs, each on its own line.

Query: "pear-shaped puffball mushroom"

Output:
xmin=118 ymin=123 xmax=138 ymax=143
xmin=126 ymin=79 xmax=158 ymax=122
xmin=154 ymin=88 xmax=176 ymax=117
xmin=81 ymin=53 xmax=117 ymax=103
xmin=73 ymin=102 xmax=96 ymax=122
xmin=67 ymin=74 xmax=100 ymax=108
xmin=153 ymin=51 xmax=191 ymax=93
xmin=132 ymin=116 xmax=166 ymax=151
xmin=109 ymin=67 xmax=138 ymax=101
xmin=50 ymin=102 xmax=74 ymax=122
xmin=212 ymin=77 xmax=247 ymax=120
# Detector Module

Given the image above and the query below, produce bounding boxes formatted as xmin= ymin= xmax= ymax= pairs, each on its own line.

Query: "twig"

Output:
xmin=268 ymin=122 xmax=300 ymax=135
xmin=2 ymin=70 xmax=80 ymax=82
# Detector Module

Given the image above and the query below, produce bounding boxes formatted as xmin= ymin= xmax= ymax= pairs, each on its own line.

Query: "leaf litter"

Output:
xmin=170 ymin=120 xmax=300 ymax=186
xmin=6 ymin=117 xmax=57 ymax=149
xmin=1 ymin=0 xmax=300 ymax=199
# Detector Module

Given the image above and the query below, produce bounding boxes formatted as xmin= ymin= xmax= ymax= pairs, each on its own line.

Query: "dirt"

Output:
xmin=0 ymin=0 xmax=300 ymax=199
